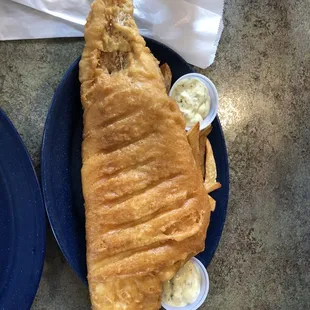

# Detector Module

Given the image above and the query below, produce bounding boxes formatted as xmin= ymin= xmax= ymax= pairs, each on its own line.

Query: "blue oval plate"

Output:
xmin=41 ymin=38 xmax=229 ymax=283
xmin=0 ymin=109 xmax=46 ymax=309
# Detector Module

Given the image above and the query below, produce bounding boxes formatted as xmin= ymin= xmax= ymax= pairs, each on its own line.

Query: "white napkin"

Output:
xmin=0 ymin=0 xmax=224 ymax=68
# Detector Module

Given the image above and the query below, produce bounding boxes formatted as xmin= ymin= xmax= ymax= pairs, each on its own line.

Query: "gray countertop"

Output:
xmin=1 ymin=0 xmax=310 ymax=309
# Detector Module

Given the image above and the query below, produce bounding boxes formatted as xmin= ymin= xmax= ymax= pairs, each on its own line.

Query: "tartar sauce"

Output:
xmin=171 ymin=78 xmax=211 ymax=128
xmin=162 ymin=261 xmax=201 ymax=307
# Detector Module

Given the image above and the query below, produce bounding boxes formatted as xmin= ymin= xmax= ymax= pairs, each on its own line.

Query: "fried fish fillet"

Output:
xmin=79 ymin=1 xmax=212 ymax=309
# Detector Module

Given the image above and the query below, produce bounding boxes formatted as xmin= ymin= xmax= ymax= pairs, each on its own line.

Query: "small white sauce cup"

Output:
xmin=169 ymin=73 xmax=219 ymax=131
xmin=161 ymin=257 xmax=210 ymax=310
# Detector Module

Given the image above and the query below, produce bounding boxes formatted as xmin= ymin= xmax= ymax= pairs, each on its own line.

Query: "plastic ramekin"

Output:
xmin=161 ymin=257 xmax=210 ymax=310
xmin=169 ymin=73 xmax=219 ymax=131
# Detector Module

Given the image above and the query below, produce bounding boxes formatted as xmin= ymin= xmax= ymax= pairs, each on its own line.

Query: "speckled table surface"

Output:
xmin=0 ymin=0 xmax=310 ymax=309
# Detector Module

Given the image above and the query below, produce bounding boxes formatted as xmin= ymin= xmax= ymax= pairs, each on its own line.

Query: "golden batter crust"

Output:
xmin=79 ymin=1 xmax=211 ymax=309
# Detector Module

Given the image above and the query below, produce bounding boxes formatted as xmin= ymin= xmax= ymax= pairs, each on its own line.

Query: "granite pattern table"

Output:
xmin=0 ymin=0 xmax=309 ymax=309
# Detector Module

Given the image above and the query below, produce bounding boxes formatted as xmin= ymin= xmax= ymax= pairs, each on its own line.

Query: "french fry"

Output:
xmin=208 ymin=194 xmax=216 ymax=211
xmin=186 ymin=123 xmax=202 ymax=177
xmin=205 ymin=182 xmax=222 ymax=194
xmin=204 ymin=138 xmax=222 ymax=194
xmin=198 ymin=125 xmax=212 ymax=178
xmin=205 ymin=139 xmax=217 ymax=184
xmin=160 ymin=63 xmax=172 ymax=94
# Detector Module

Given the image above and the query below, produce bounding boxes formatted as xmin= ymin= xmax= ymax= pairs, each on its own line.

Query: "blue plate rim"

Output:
xmin=41 ymin=57 xmax=87 ymax=284
xmin=0 ymin=108 xmax=46 ymax=309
